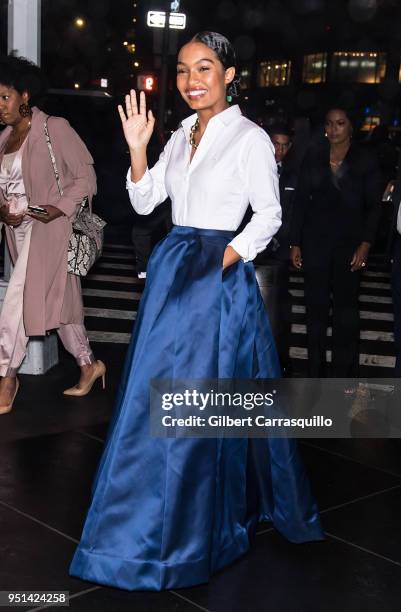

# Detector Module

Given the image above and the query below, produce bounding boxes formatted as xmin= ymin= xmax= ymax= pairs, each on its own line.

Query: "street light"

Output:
xmin=74 ymin=17 xmax=85 ymax=28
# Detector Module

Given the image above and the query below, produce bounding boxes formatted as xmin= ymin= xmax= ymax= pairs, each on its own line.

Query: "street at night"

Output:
xmin=1 ymin=1 xmax=401 ymax=610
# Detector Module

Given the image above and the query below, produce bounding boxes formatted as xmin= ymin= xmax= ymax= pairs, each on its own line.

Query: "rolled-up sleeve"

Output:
xmin=228 ymin=128 xmax=282 ymax=262
xmin=126 ymin=132 xmax=177 ymax=215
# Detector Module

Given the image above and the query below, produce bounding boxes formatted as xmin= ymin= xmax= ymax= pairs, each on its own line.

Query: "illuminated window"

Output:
xmin=332 ymin=52 xmax=386 ymax=83
xmin=303 ymin=53 xmax=327 ymax=83
xmin=258 ymin=60 xmax=291 ymax=87
xmin=361 ymin=115 xmax=381 ymax=132
xmin=239 ymin=66 xmax=251 ymax=90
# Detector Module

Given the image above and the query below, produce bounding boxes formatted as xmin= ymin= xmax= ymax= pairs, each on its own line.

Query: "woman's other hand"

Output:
xmin=222 ymin=246 xmax=241 ymax=270
xmin=26 ymin=205 xmax=64 ymax=224
xmin=118 ymin=90 xmax=155 ymax=152
xmin=0 ymin=206 xmax=24 ymax=227
xmin=351 ymin=241 xmax=370 ymax=272
xmin=290 ymin=245 xmax=302 ymax=269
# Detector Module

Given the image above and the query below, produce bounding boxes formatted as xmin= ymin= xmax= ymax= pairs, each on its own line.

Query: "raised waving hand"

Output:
xmin=118 ymin=90 xmax=155 ymax=150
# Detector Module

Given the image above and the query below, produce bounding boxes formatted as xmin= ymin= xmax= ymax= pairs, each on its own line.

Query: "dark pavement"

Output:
xmin=1 ymin=238 xmax=401 ymax=611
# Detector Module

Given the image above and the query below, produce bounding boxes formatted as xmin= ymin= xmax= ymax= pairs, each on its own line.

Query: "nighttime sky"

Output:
xmin=39 ymin=0 xmax=401 ymax=91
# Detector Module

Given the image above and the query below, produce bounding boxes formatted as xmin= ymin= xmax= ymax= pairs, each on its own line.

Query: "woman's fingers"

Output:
xmin=117 ymin=105 xmax=126 ymax=123
xmin=350 ymin=254 xmax=364 ymax=271
xmin=130 ymin=89 xmax=138 ymax=115
xmin=125 ymin=93 xmax=133 ymax=118
xmin=147 ymin=109 xmax=155 ymax=130
xmin=290 ymin=247 xmax=302 ymax=269
xmin=139 ymin=91 xmax=146 ymax=117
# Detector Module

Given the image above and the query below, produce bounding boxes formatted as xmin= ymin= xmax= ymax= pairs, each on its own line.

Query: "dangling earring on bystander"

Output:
xmin=19 ymin=103 xmax=32 ymax=118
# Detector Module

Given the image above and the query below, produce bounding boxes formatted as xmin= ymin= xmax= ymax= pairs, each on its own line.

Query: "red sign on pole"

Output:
xmin=137 ymin=74 xmax=157 ymax=92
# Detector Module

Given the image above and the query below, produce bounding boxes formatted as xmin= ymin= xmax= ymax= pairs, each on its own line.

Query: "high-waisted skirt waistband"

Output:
xmin=170 ymin=225 xmax=235 ymax=240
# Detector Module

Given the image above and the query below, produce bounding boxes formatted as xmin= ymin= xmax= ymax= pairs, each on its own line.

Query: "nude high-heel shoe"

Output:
xmin=63 ymin=361 xmax=106 ymax=397
xmin=0 ymin=378 xmax=19 ymax=415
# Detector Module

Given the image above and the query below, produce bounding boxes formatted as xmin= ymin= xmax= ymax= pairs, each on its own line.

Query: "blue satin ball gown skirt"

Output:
xmin=70 ymin=225 xmax=324 ymax=591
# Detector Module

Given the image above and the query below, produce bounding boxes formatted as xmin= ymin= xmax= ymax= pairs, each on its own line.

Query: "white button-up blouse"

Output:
xmin=126 ymin=104 xmax=281 ymax=261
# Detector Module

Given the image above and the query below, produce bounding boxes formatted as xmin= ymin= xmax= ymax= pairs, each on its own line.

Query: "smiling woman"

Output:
xmin=176 ymin=30 xmax=238 ymax=109
xmin=70 ymin=31 xmax=324 ymax=592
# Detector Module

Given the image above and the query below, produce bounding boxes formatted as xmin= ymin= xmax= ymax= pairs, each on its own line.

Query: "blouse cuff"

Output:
xmin=228 ymin=235 xmax=258 ymax=263
xmin=126 ymin=167 xmax=152 ymax=195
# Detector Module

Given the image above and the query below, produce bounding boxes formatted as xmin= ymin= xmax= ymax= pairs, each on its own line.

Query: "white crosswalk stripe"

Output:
xmin=88 ymin=331 xmax=131 ymax=344
xmin=289 ymin=347 xmax=395 ymax=369
xmin=292 ymin=304 xmax=394 ymax=321
xmin=84 ymin=307 xmax=136 ymax=320
xmin=292 ymin=324 xmax=394 ymax=342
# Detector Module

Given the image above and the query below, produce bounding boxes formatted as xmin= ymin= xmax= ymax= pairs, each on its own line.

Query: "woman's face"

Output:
xmin=325 ymin=109 xmax=353 ymax=145
xmin=0 ymin=84 xmax=28 ymax=126
xmin=176 ymin=41 xmax=235 ymax=114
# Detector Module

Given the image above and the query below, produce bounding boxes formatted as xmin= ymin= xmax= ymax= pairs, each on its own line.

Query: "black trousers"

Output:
xmin=255 ymin=260 xmax=291 ymax=372
xmin=392 ymin=234 xmax=401 ymax=377
xmin=131 ymin=204 xmax=172 ymax=273
xmin=302 ymin=245 xmax=361 ymax=377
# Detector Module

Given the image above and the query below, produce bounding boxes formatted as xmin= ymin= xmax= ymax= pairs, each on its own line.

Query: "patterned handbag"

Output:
xmin=44 ymin=118 xmax=106 ymax=276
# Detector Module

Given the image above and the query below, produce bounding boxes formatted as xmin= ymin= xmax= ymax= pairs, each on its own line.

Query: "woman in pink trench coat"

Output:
xmin=0 ymin=55 xmax=105 ymax=414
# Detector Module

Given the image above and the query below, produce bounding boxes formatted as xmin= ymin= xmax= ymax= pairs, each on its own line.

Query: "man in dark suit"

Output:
xmin=254 ymin=123 xmax=299 ymax=374
xmin=390 ymin=154 xmax=401 ymax=376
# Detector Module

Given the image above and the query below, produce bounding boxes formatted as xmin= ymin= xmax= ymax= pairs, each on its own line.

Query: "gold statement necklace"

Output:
xmin=189 ymin=118 xmax=200 ymax=149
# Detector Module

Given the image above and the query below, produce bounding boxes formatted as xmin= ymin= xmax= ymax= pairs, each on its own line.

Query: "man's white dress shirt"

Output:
xmin=126 ymin=105 xmax=281 ymax=262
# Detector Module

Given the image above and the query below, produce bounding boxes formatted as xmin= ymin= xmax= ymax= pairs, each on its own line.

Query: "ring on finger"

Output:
xmin=361 ymin=261 xmax=366 ymax=267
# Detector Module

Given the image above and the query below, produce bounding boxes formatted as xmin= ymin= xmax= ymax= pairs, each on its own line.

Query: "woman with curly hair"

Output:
xmin=0 ymin=55 xmax=105 ymax=413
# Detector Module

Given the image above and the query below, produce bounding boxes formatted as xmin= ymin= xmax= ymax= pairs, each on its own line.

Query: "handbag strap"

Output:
xmin=44 ymin=117 xmax=87 ymax=217
xmin=44 ymin=117 xmax=63 ymax=197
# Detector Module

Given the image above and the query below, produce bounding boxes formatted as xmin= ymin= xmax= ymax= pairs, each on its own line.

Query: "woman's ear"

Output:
xmin=224 ymin=66 xmax=236 ymax=87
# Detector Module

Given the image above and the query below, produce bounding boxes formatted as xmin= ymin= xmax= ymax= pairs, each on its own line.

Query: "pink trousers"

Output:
xmin=0 ymin=218 xmax=94 ymax=377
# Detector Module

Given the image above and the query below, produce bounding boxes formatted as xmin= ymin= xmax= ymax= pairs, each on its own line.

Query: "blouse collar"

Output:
xmin=181 ymin=104 xmax=242 ymax=143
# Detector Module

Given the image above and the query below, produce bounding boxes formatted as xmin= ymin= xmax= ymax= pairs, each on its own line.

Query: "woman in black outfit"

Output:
xmin=290 ymin=107 xmax=382 ymax=378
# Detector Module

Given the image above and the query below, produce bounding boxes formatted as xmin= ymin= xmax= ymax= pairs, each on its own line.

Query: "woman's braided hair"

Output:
xmin=191 ymin=31 xmax=241 ymax=98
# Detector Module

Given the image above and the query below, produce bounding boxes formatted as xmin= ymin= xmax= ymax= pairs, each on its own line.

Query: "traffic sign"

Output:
xmin=147 ymin=10 xmax=186 ymax=29
xmin=137 ymin=74 xmax=157 ymax=92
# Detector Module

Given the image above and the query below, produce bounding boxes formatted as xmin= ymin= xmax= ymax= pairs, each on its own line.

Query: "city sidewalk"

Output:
xmin=1 ymin=237 xmax=401 ymax=610
xmin=1 ymin=345 xmax=401 ymax=610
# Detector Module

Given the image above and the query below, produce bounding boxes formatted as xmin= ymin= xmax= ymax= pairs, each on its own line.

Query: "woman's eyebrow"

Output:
xmin=177 ymin=58 xmax=215 ymax=66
